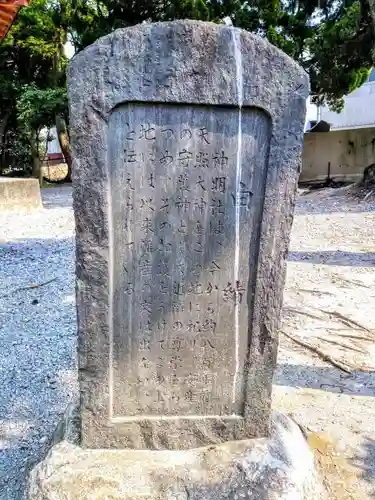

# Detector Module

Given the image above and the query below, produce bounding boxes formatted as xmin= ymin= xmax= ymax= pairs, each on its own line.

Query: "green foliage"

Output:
xmin=1 ymin=129 xmax=32 ymax=176
xmin=0 ymin=0 xmax=69 ymax=175
xmin=13 ymin=85 xmax=67 ymax=179
xmin=306 ymin=1 xmax=374 ymax=111
xmin=17 ymin=85 xmax=67 ymax=134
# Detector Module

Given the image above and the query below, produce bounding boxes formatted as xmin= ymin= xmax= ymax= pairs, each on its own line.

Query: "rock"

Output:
xmin=68 ymin=19 xmax=309 ymax=450
xmin=28 ymin=412 xmax=326 ymax=500
xmin=51 ymin=401 xmax=80 ymax=446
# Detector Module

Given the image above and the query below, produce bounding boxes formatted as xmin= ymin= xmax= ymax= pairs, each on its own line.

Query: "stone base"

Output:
xmin=0 ymin=178 xmax=42 ymax=211
xmin=28 ymin=412 xmax=326 ymax=500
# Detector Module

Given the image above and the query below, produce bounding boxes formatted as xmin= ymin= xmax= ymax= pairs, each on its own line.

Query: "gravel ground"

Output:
xmin=0 ymin=187 xmax=77 ymax=500
xmin=0 ymin=185 xmax=374 ymax=499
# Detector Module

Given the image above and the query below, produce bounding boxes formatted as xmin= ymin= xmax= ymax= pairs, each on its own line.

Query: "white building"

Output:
xmin=305 ymin=68 xmax=375 ymax=132
xmin=302 ymin=68 xmax=375 ymax=184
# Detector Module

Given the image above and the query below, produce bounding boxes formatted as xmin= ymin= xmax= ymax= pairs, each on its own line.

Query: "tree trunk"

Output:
xmin=0 ymin=109 xmax=12 ymax=174
xmin=365 ymin=0 xmax=375 ymax=44
xmin=368 ymin=0 xmax=375 ymax=30
xmin=56 ymin=114 xmax=72 ymax=182
xmin=31 ymin=130 xmax=43 ymax=186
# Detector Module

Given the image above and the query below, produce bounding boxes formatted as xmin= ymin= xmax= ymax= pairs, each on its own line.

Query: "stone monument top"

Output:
xmin=68 ymin=20 xmax=308 ymax=449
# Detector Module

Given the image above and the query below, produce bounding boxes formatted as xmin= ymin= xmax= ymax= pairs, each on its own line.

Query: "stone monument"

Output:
xmin=69 ymin=20 xmax=308 ymax=450
xmin=28 ymin=19 xmax=326 ymax=500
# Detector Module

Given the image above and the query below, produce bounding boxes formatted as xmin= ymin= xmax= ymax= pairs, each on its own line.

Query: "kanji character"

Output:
xmin=198 ymin=127 xmax=210 ymax=144
xmin=139 ymin=123 xmax=156 ymax=141
xmin=211 ymin=176 xmax=226 ymax=193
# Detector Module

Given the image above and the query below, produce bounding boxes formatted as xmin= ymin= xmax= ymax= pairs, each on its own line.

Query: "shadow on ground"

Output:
xmin=351 ymin=437 xmax=375 ymax=498
xmin=295 ymin=189 xmax=375 ymax=216
xmin=288 ymin=250 xmax=375 ymax=267
xmin=41 ymin=186 xmax=73 ymax=210
xmin=274 ymin=363 xmax=375 ymax=397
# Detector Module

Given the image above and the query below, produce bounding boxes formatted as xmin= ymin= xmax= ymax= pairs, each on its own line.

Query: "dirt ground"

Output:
xmin=274 ymin=185 xmax=375 ymax=499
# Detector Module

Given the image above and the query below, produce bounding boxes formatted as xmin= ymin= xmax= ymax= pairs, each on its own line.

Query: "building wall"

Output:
xmin=301 ymin=128 xmax=375 ymax=184
xmin=47 ymin=127 xmax=62 ymax=155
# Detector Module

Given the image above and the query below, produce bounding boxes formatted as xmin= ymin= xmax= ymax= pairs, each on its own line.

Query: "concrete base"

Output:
xmin=28 ymin=411 xmax=326 ymax=500
xmin=0 ymin=178 xmax=42 ymax=211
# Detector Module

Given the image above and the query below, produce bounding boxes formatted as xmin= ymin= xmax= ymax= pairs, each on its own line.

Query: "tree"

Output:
xmin=17 ymin=85 xmax=67 ymax=184
xmin=302 ymin=1 xmax=374 ymax=110
xmin=12 ymin=0 xmax=74 ymax=178
xmin=0 ymin=4 xmax=55 ymax=175
xmin=1 ymin=0 xmax=72 ymax=179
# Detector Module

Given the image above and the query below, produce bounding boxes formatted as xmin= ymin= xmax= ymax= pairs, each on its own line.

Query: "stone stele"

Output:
xmin=68 ymin=20 xmax=309 ymax=449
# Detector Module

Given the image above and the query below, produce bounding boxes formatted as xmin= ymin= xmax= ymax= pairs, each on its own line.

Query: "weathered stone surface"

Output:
xmin=28 ymin=412 xmax=326 ymax=500
xmin=51 ymin=401 xmax=80 ymax=446
xmin=0 ymin=178 xmax=41 ymax=211
xmin=68 ymin=20 xmax=309 ymax=449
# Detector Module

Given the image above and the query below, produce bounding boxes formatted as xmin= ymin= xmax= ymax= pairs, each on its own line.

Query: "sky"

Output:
xmin=64 ymin=41 xmax=75 ymax=59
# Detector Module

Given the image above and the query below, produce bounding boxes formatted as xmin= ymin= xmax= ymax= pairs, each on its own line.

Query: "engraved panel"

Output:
xmin=109 ymin=103 xmax=270 ymax=418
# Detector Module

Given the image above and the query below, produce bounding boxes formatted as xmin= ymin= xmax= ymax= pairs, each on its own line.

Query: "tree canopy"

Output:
xmin=1 ymin=0 xmax=374 ymax=178
xmin=66 ymin=0 xmax=375 ymax=110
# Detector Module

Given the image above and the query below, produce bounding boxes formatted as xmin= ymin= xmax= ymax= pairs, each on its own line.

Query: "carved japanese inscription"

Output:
xmin=109 ymin=103 xmax=270 ymax=419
